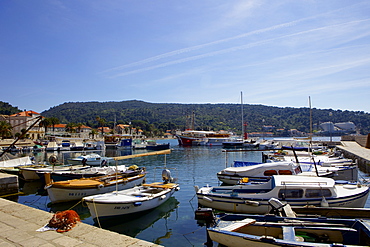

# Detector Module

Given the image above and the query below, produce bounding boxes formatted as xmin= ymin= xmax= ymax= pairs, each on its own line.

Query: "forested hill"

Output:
xmin=40 ymin=100 xmax=370 ymax=135
xmin=0 ymin=102 xmax=21 ymax=115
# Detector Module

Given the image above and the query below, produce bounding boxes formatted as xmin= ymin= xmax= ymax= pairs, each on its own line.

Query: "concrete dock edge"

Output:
xmin=338 ymin=141 xmax=370 ymax=173
xmin=0 ymin=198 xmax=162 ymax=247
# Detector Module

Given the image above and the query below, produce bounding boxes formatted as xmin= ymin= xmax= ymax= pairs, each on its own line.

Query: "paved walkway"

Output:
xmin=0 ymin=198 xmax=161 ymax=247
xmin=339 ymin=141 xmax=370 ymax=161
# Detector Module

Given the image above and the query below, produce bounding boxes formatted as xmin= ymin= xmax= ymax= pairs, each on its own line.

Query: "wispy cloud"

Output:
xmin=101 ymin=2 xmax=365 ymax=77
xmin=105 ymin=18 xmax=370 ymax=78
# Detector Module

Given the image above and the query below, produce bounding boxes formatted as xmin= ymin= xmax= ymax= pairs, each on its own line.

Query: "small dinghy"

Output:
xmin=198 ymin=199 xmax=370 ymax=247
xmin=83 ymin=169 xmax=180 ymax=221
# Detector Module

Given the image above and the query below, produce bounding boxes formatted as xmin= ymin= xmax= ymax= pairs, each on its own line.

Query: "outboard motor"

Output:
xmin=101 ymin=160 xmax=108 ymax=167
xmin=82 ymin=158 xmax=87 ymax=166
xmin=162 ymin=169 xmax=173 ymax=184
xmin=49 ymin=155 xmax=58 ymax=165
xmin=268 ymin=197 xmax=286 ymax=215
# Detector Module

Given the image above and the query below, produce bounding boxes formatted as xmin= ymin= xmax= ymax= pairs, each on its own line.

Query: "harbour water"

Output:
xmin=7 ymin=137 xmax=370 ymax=247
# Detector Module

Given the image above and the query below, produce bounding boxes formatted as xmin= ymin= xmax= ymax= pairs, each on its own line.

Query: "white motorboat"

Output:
xmin=45 ymin=141 xmax=59 ymax=151
xmin=0 ymin=155 xmax=34 ymax=176
xmin=70 ymin=141 xmax=84 ymax=151
xmin=83 ymin=169 xmax=179 ymax=220
xmin=217 ymin=161 xmax=306 ymax=185
xmin=67 ymin=153 xmax=114 ymax=166
xmin=132 ymin=139 xmax=147 ymax=149
xmin=196 ymin=175 xmax=369 ymax=214
xmin=59 ymin=140 xmax=71 ymax=151
xmin=217 ymin=160 xmax=357 ymax=185
xmin=267 ymin=151 xmax=359 ymax=182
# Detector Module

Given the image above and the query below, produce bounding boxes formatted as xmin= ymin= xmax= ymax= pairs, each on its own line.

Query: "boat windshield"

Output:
xmin=278 ymin=189 xmax=303 ymax=198
xmin=305 ymin=189 xmax=332 ymax=198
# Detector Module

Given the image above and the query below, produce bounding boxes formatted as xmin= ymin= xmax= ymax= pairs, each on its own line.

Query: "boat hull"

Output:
xmin=20 ymin=167 xmax=43 ymax=180
xmin=197 ymin=187 xmax=369 ymax=214
xmin=208 ymin=230 xmax=278 ymax=247
xmin=176 ymin=135 xmax=199 ymax=146
xmin=207 ymin=214 xmax=370 ymax=247
xmin=19 ymin=165 xmax=89 ymax=181
xmin=84 ymin=185 xmax=178 ymax=219
xmin=146 ymin=143 xmax=170 ymax=151
xmin=176 ymin=135 xmax=231 ymax=146
xmin=197 ymin=175 xmax=370 ymax=214
xmin=46 ymin=175 xmax=145 ymax=204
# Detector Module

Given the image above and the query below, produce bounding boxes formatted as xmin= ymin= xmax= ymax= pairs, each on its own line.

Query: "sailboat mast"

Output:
xmin=241 ymin=91 xmax=244 ymax=139
xmin=192 ymin=111 xmax=195 ymax=130
xmin=309 ymin=96 xmax=313 ymax=141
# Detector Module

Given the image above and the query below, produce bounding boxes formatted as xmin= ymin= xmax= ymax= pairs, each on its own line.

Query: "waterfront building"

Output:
xmin=8 ymin=110 xmax=44 ymax=140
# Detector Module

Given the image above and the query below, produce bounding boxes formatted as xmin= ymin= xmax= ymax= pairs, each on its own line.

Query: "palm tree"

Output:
xmin=66 ymin=123 xmax=77 ymax=133
xmin=76 ymin=123 xmax=83 ymax=133
xmin=49 ymin=117 xmax=60 ymax=133
xmin=0 ymin=121 xmax=12 ymax=138
xmin=89 ymin=129 xmax=98 ymax=139
xmin=96 ymin=117 xmax=106 ymax=136
xmin=40 ymin=118 xmax=51 ymax=134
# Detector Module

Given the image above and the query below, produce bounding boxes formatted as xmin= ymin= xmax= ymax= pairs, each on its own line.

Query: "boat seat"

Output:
xmin=300 ymin=226 xmax=357 ymax=232
xmin=220 ymin=218 xmax=256 ymax=232
xmin=143 ymin=183 xmax=177 ymax=189
xmin=52 ymin=179 xmax=102 ymax=188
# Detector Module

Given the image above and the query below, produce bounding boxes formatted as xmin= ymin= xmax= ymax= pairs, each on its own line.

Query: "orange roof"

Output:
xmin=116 ymin=124 xmax=130 ymax=128
xmin=10 ymin=110 xmax=40 ymax=117
xmin=47 ymin=124 xmax=92 ymax=129
xmin=98 ymin=127 xmax=111 ymax=133
xmin=50 ymin=124 xmax=66 ymax=128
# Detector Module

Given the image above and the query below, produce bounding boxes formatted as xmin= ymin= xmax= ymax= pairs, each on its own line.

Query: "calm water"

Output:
xmin=8 ymin=137 xmax=370 ymax=247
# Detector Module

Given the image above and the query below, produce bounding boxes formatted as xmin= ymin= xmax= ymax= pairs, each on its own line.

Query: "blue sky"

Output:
xmin=1 ymin=1 xmax=370 ymax=113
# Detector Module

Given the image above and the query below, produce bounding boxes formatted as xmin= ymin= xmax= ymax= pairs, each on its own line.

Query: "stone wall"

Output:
xmin=341 ymin=134 xmax=369 ymax=148
xmin=0 ymin=173 xmax=18 ymax=195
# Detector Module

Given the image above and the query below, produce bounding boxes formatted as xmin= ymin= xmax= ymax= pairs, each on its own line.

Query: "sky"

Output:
xmin=1 ymin=1 xmax=370 ymax=114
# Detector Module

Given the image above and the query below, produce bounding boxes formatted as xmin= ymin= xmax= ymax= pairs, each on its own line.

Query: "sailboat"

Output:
xmin=222 ymin=92 xmax=257 ymax=148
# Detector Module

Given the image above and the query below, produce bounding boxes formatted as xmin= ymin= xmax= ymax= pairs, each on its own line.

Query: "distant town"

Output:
xmin=0 ymin=110 xmax=357 ymax=142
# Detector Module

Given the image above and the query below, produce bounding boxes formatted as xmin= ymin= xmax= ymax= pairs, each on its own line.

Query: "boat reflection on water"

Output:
xmin=95 ymin=196 xmax=179 ymax=238
xmin=19 ymin=180 xmax=45 ymax=195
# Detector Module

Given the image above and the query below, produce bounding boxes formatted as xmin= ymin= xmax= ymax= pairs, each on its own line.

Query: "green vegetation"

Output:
xmin=0 ymin=102 xmax=20 ymax=115
xmin=1 ymin=100 xmax=369 ymax=136
xmin=0 ymin=121 xmax=12 ymax=138
xmin=40 ymin=100 xmax=370 ymax=135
